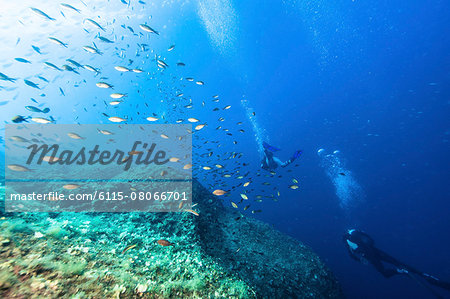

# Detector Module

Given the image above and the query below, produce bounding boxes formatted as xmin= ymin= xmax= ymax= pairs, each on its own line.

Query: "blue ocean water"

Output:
xmin=0 ymin=0 xmax=449 ymax=298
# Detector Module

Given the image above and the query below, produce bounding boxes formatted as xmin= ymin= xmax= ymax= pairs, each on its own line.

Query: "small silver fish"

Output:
xmin=10 ymin=136 xmax=29 ymax=142
xmin=114 ymin=66 xmax=130 ymax=72
xmin=96 ymin=82 xmax=113 ymax=88
xmin=24 ymin=80 xmax=40 ymax=89
xmin=48 ymin=37 xmax=67 ymax=47
xmin=108 ymin=116 xmax=126 ymax=123
xmin=67 ymin=132 xmax=84 ymax=139
xmin=110 ymin=93 xmax=126 ymax=99
xmin=139 ymin=24 xmax=159 ymax=35
xmin=84 ymin=65 xmax=100 ymax=73
xmin=31 ymin=117 xmax=52 ymax=124
xmin=83 ymin=46 xmax=101 ymax=54
xmin=44 ymin=62 xmax=62 ymax=71
xmin=84 ymin=18 xmax=105 ymax=31
xmin=60 ymin=3 xmax=81 ymax=13
xmin=30 ymin=7 xmax=55 ymax=21
xmin=14 ymin=58 xmax=31 ymax=64
xmin=7 ymin=164 xmax=33 ymax=172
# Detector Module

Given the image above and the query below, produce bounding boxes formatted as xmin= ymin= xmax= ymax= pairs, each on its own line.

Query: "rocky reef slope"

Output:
xmin=0 ymin=181 xmax=343 ymax=298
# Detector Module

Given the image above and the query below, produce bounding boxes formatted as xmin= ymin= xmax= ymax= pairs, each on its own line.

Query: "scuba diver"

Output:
xmin=260 ymin=142 xmax=302 ymax=171
xmin=344 ymin=229 xmax=450 ymax=297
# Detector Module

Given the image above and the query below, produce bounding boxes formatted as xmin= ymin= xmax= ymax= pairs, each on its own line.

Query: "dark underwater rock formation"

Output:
xmin=193 ymin=180 xmax=343 ymax=298
xmin=0 ymin=181 xmax=342 ymax=298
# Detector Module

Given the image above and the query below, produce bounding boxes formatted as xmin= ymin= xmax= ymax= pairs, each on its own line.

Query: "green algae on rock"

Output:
xmin=0 ymin=181 xmax=342 ymax=298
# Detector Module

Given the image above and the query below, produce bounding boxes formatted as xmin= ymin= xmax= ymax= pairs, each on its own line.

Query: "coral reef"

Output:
xmin=0 ymin=182 xmax=343 ymax=298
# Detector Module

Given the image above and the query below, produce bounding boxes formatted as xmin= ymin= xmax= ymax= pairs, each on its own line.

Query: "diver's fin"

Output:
xmin=291 ymin=150 xmax=302 ymax=160
xmin=406 ymin=272 xmax=445 ymax=299
xmin=263 ymin=142 xmax=281 ymax=152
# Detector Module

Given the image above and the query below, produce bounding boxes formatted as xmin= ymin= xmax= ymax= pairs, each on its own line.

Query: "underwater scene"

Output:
xmin=0 ymin=0 xmax=449 ymax=298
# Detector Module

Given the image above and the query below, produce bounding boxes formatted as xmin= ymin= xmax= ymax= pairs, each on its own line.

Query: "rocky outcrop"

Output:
xmin=0 ymin=181 xmax=342 ymax=298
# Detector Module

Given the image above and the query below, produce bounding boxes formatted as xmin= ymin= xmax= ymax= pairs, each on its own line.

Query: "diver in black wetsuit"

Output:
xmin=343 ymin=229 xmax=450 ymax=294
xmin=260 ymin=142 xmax=302 ymax=171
